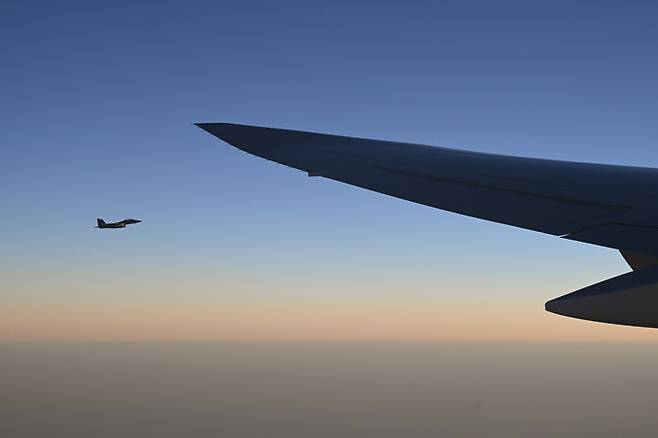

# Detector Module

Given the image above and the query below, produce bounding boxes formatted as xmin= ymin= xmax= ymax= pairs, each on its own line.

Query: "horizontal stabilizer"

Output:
xmin=546 ymin=266 xmax=658 ymax=328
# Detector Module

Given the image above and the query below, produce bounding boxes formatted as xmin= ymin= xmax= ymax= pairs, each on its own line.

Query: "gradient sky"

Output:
xmin=3 ymin=0 xmax=658 ymax=341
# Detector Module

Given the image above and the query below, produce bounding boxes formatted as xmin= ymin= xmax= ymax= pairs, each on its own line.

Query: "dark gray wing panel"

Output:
xmin=566 ymin=224 xmax=658 ymax=256
xmin=546 ymin=265 xmax=658 ymax=328
xmin=197 ymin=123 xmax=658 ymax=253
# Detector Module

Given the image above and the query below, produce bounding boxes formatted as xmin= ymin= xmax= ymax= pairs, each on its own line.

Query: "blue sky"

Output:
xmin=2 ymin=0 xmax=658 ymax=339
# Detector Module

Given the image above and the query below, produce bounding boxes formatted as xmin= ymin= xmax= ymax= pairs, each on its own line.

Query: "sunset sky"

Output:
xmin=3 ymin=0 xmax=658 ymax=341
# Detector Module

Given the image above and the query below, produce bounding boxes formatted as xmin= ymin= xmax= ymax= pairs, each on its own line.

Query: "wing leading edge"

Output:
xmin=197 ymin=122 xmax=658 ymax=328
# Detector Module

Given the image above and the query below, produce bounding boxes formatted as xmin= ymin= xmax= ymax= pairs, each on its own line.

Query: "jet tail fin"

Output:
xmin=97 ymin=218 xmax=106 ymax=227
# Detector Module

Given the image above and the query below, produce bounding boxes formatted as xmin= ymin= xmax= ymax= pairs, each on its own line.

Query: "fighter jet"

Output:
xmin=197 ymin=122 xmax=658 ymax=329
xmin=96 ymin=218 xmax=141 ymax=229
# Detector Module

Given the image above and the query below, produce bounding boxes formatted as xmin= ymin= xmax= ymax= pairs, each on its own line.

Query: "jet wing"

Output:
xmin=197 ymin=122 xmax=658 ymax=328
xmin=197 ymin=123 xmax=658 ymax=252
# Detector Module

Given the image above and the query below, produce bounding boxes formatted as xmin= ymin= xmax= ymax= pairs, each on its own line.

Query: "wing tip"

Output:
xmin=194 ymin=122 xmax=241 ymax=146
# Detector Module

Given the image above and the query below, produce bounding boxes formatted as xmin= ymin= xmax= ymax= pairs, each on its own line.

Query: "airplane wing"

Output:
xmin=197 ymin=122 xmax=658 ymax=328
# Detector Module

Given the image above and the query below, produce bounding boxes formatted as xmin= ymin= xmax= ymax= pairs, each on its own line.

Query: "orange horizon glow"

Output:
xmin=4 ymin=268 xmax=658 ymax=342
xmin=4 ymin=295 xmax=658 ymax=342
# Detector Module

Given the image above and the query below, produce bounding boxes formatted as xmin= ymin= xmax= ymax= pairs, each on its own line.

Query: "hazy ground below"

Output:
xmin=2 ymin=341 xmax=658 ymax=437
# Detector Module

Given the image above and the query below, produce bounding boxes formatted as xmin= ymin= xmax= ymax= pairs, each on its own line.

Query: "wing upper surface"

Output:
xmin=197 ymin=123 xmax=658 ymax=255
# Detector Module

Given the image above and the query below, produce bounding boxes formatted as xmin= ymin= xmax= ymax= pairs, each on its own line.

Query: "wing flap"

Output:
xmin=566 ymin=224 xmax=658 ymax=255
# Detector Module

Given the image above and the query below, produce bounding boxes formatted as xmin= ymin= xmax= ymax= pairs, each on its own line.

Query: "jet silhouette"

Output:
xmin=96 ymin=218 xmax=141 ymax=229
